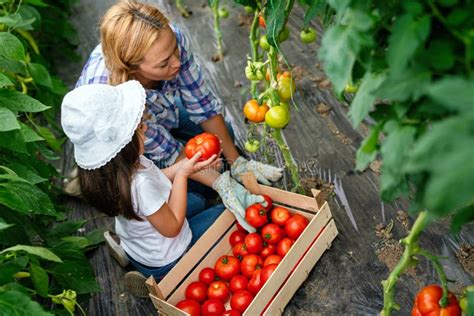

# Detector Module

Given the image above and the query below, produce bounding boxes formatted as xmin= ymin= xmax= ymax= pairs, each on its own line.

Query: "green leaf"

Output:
xmin=0 ymin=290 xmax=52 ymax=316
xmin=356 ymin=124 xmax=382 ymax=171
xmin=451 ymin=204 xmax=474 ymax=234
xmin=427 ymin=77 xmax=474 ymax=112
xmin=0 ymin=180 xmax=57 ymax=216
xmin=24 ymin=0 xmax=49 ymax=7
xmin=0 ymin=73 xmax=14 ymax=88
xmin=46 ymin=220 xmax=87 ymax=240
xmin=427 ymin=39 xmax=454 ymax=71
xmin=36 ymin=126 xmax=61 ymax=152
xmin=0 ymin=218 xmax=14 ymax=231
xmin=375 ymin=67 xmax=431 ymax=102
xmin=265 ymin=0 xmax=287 ymax=47
xmin=0 ymin=56 xmax=27 ymax=75
xmin=20 ymin=122 xmax=44 ymax=142
xmin=19 ymin=5 xmax=42 ymax=29
xmin=234 ymin=0 xmax=258 ymax=9
xmin=28 ymin=63 xmax=53 ymax=89
xmin=0 ymin=130 xmax=28 ymax=153
xmin=0 ymin=89 xmax=50 ymax=112
xmin=303 ymin=0 xmax=326 ymax=28
xmin=0 ymin=108 xmax=20 ymax=132
xmin=446 ymin=8 xmax=470 ymax=26
xmin=387 ymin=14 xmax=431 ymax=75
xmin=349 ymin=72 xmax=386 ymax=127
xmin=1 ymin=245 xmax=62 ymax=263
xmin=5 ymin=162 xmax=47 ymax=184
xmin=29 ymin=262 xmax=49 ymax=297
xmin=0 ymin=32 xmax=26 ymax=61
xmin=62 ymin=236 xmax=91 ymax=249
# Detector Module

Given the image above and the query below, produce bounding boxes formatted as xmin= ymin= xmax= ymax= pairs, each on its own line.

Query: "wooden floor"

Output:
xmin=60 ymin=1 xmax=474 ymax=315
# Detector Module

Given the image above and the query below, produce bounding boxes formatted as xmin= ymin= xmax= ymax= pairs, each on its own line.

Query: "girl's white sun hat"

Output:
xmin=61 ymin=80 xmax=146 ymax=170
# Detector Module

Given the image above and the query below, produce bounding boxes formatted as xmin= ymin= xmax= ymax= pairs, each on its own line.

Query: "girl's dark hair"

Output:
xmin=79 ymin=132 xmax=142 ymax=221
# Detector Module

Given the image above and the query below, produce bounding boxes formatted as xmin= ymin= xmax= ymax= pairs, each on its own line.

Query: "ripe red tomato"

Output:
xmin=214 ymin=255 xmax=240 ymax=281
xmin=230 ymin=290 xmax=254 ymax=313
xmin=412 ymin=284 xmax=461 ymax=316
xmin=240 ymin=254 xmax=263 ymax=278
xmin=207 ymin=280 xmax=230 ymax=303
xmin=270 ymin=206 xmax=291 ymax=226
xmin=185 ymin=132 xmax=221 ymax=161
xmin=261 ymin=223 xmax=284 ymax=245
xmin=201 ymin=298 xmax=225 ymax=316
xmin=223 ymin=310 xmax=241 ymax=316
xmin=260 ymin=244 xmax=276 ymax=258
xmin=199 ymin=267 xmax=216 ymax=286
xmin=248 ymin=269 xmax=264 ymax=294
xmin=245 ymin=204 xmax=268 ymax=228
xmin=243 ymin=99 xmax=269 ymax=123
xmin=244 ymin=233 xmax=264 ymax=254
xmin=229 ymin=275 xmax=248 ymax=293
xmin=284 ymin=214 xmax=309 ymax=240
xmin=236 ymin=223 xmax=246 ymax=232
xmin=262 ymin=194 xmax=273 ymax=211
xmin=263 ymin=254 xmax=282 ymax=267
xmin=176 ymin=299 xmax=201 ymax=316
xmin=276 ymin=237 xmax=293 ymax=257
xmin=229 ymin=230 xmax=247 ymax=247
xmin=185 ymin=281 xmax=208 ymax=303
xmin=232 ymin=241 xmax=248 ymax=260
xmin=261 ymin=264 xmax=278 ymax=283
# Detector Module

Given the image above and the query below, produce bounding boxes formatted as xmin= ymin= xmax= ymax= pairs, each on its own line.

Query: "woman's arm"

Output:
xmin=201 ymin=115 xmax=240 ymax=164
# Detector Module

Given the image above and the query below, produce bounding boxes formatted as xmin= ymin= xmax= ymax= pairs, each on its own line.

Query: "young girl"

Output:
xmin=61 ymin=80 xmax=225 ymax=297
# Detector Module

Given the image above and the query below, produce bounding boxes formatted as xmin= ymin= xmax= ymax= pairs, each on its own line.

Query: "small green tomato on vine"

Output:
xmin=259 ymin=35 xmax=270 ymax=51
xmin=218 ymin=7 xmax=229 ymax=18
xmin=244 ymin=139 xmax=260 ymax=153
xmin=265 ymin=105 xmax=290 ymax=129
xmin=300 ymin=27 xmax=317 ymax=44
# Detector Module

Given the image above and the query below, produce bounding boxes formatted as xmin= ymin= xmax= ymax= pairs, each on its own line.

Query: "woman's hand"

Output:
xmin=177 ymin=151 xmax=222 ymax=177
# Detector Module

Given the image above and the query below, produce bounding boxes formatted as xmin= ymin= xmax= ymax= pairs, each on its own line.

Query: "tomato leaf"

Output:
xmin=451 ymin=204 xmax=474 ymax=234
xmin=349 ymin=72 xmax=386 ymax=127
xmin=265 ymin=0 xmax=286 ymax=47
xmin=427 ymin=77 xmax=474 ymax=112
xmin=375 ymin=66 xmax=431 ymax=102
xmin=0 ymin=290 xmax=52 ymax=316
xmin=29 ymin=262 xmax=49 ymax=297
xmin=356 ymin=123 xmax=382 ymax=171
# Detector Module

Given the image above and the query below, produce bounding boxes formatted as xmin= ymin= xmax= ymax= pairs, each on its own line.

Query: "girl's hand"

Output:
xmin=178 ymin=152 xmax=222 ymax=177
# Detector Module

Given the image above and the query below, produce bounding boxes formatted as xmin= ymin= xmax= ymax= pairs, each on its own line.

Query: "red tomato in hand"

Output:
xmin=244 ymin=233 xmax=264 ymax=254
xmin=270 ymin=207 xmax=291 ymax=226
xmin=229 ymin=230 xmax=247 ymax=247
xmin=241 ymin=254 xmax=263 ymax=278
xmin=230 ymin=290 xmax=254 ymax=313
xmin=245 ymin=204 xmax=268 ymax=228
xmin=214 ymin=255 xmax=240 ymax=281
xmin=261 ymin=223 xmax=284 ymax=245
xmin=229 ymin=275 xmax=248 ymax=293
xmin=412 ymin=284 xmax=461 ymax=316
xmin=185 ymin=132 xmax=221 ymax=161
xmin=185 ymin=281 xmax=208 ymax=303
xmin=202 ymin=298 xmax=225 ymax=316
xmin=276 ymin=237 xmax=293 ymax=257
xmin=261 ymin=264 xmax=278 ymax=283
xmin=262 ymin=194 xmax=273 ymax=211
xmin=263 ymin=254 xmax=282 ymax=267
xmin=207 ymin=281 xmax=230 ymax=303
xmin=176 ymin=299 xmax=201 ymax=316
xmin=260 ymin=244 xmax=276 ymax=258
xmin=232 ymin=241 xmax=248 ymax=260
xmin=199 ymin=267 xmax=216 ymax=286
xmin=248 ymin=269 xmax=264 ymax=294
xmin=284 ymin=214 xmax=309 ymax=240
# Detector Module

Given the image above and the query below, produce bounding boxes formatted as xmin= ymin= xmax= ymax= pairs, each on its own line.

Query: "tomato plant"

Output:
xmin=412 ymin=285 xmax=461 ymax=316
xmin=277 ymin=77 xmax=295 ymax=101
xmin=243 ymin=99 xmax=269 ymax=123
xmin=217 ymin=7 xmax=229 ymax=18
xmin=230 ymin=290 xmax=254 ymax=313
xmin=244 ymin=139 xmax=260 ymax=153
xmin=185 ymin=281 xmax=208 ymax=303
xmin=207 ymin=281 xmax=230 ymax=303
xmin=284 ymin=214 xmax=309 ymax=240
xmin=214 ymin=255 xmax=240 ymax=281
xmin=199 ymin=267 xmax=217 ymax=286
xmin=259 ymin=35 xmax=270 ymax=51
xmin=185 ymin=132 xmax=221 ymax=161
xmin=300 ymin=27 xmax=317 ymax=44
xmin=245 ymin=204 xmax=268 ymax=228
xmin=176 ymin=299 xmax=202 ymax=316
xmin=202 ymin=298 xmax=226 ymax=316
xmin=265 ymin=106 xmax=290 ymax=129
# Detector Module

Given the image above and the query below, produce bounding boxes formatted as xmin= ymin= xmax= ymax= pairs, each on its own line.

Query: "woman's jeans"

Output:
xmin=127 ymin=192 xmax=225 ymax=281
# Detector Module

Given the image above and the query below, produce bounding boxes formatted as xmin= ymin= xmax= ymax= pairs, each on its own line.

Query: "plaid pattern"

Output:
xmin=76 ymin=25 xmax=222 ymax=166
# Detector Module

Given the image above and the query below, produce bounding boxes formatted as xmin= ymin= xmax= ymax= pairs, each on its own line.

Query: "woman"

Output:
xmin=75 ymin=0 xmax=283 ymax=265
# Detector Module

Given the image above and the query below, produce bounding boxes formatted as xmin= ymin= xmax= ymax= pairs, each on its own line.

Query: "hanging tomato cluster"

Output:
xmin=174 ymin=195 xmax=309 ymax=315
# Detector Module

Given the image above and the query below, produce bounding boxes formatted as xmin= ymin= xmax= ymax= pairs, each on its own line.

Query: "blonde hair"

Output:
xmin=100 ymin=0 xmax=169 ymax=85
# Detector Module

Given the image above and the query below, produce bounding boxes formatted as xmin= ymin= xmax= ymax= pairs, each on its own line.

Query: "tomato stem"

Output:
xmin=211 ymin=0 xmax=224 ymax=61
xmin=249 ymin=10 xmax=260 ymax=99
xmin=417 ymin=249 xmax=449 ymax=308
xmin=175 ymin=0 xmax=190 ymax=18
xmin=381 ymin=211 xmax=431 ymax=316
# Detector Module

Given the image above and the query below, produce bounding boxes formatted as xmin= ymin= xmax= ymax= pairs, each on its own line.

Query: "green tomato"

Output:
xmin=244 ymin=139 xmax=260 ymax=153
xmin=218 ymin=7 xmax=229 ymax=18
xmin=259 ymin=35 xmax=270 ymax=51
xmin=265 ymin=106 xmax=290 ymax=129
xmin=244 ymin=6 xmax=254 ymax=14
xmin=277 ymin=77 xmax=296 ymax=101
xmin=300 ymin=27 xmax=317 ymax=44
xmin=279 ymin=27 xmax=290 ymax=42
xmin=344 ymin=83 xmax=358 ymax=94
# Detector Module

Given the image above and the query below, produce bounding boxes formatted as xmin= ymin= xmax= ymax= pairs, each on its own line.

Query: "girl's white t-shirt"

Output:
xmin=115 ymin=155 xmax=192 ymax=267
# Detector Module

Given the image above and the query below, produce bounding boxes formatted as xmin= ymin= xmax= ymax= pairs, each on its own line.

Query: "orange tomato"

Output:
xmin=243 ymin=99 xmax=269 ymax=123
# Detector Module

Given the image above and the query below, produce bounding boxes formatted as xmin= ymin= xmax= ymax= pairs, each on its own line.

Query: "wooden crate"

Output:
xmin=145 ymin=172 xmax=338 ymax=315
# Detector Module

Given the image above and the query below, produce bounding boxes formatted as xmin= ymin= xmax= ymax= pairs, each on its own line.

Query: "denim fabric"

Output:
xmin=127 ymin=192 xmax=225 ymax=281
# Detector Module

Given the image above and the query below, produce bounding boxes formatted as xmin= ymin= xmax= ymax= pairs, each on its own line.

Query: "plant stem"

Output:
xmin=175 ymin=0 xmax=190 ymax=18
xmin=417 ymin=249 xmax=449 ymax=307
xmin=381 ymin=211 xmax=430 ymax=315
xmin=211 ymin=0 xmax=223 ymax=61
xmin=249 ymin=10 xmax=259 ymax=98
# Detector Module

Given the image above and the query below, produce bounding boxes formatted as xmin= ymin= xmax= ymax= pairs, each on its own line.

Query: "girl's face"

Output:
xmin=137 ymin=122 xmax=148 ymax=156
xmin=134 ymin=26 xmax=181 ymax=88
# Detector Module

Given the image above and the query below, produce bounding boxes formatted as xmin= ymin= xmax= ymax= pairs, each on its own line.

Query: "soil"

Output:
xmin=315 ymin=103 xmax=332 ymax=117
xmin=326 ymin=120 xmax=352 ymax=145
xmin=396 ymin=210 xmax=410 ymax=232
xmin=369 ymin=160 xmax=382 ymax=174
xmin=300 ymin=176 xmax=335 ymax=206
xmin=456 ymin=243 xmax=474 ymax=276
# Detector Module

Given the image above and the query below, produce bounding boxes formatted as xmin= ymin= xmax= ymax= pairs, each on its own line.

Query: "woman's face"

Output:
xmin=134 ymin=26 xmax=181 ymax=87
